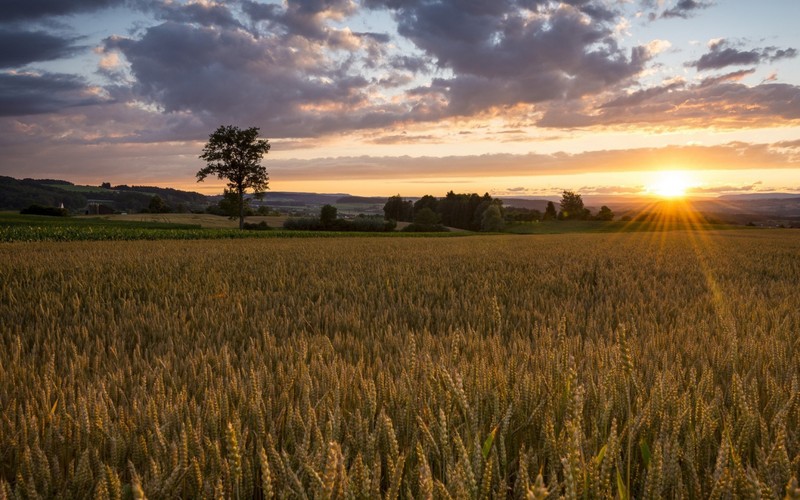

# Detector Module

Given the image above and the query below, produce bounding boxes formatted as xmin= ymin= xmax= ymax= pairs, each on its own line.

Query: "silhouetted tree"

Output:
xmin=197 ymin=125 xmax=270 ymax=230
xmin=414 ymin=194 xmax=439 ymax=214
xmin=148 ymin=195 xmax=170 ymax=213
xmin=320 ymin=204 xmax=338 ymax=228
xmin=544 ymin=201 xmax=557 ymax=220
xmin=383 ymin=195 xmax=413 ymax=222
xmin=596 ymin=205 xmax=614 ymax=221
xmin=559 ymin=190 xmax=587 ymax=220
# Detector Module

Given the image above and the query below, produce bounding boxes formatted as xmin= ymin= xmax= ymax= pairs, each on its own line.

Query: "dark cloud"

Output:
xmin=767 ymin=47 xmax=798 ymax=62
xmin=0 ymin=28 xmax=81 ymax=68
xmin=0 ymin=71 xmax=111 ymax=116
xmin=690 ymin=39 xmax=798 ymax=71
xmin=242 ymin=0 xmax=357 ymax=42
xmin=691 ymin=41 xmax=760 ymax=70
xmin=661 ymin=0 xmax=713 ymax=19
xmin=0 ymin=0 xmax=126 ymax=22
xmin=365 ymin=1 xmax=647 ymax=116
xmin=104 ymin=21 xmax=390 ymax=138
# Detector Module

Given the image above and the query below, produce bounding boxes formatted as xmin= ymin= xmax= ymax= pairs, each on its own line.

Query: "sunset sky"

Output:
xmin=1 ymin=0 xmax=799 ymax=197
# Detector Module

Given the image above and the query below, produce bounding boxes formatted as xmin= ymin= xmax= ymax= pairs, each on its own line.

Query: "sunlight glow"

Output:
xmin=648 ymin=170 xmax=694 ymax=198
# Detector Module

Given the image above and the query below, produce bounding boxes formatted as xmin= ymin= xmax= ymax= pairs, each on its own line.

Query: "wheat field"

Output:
xmin=1 ymin=230 xmax=799 ymax=499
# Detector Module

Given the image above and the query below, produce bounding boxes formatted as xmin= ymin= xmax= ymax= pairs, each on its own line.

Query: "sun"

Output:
xmin=648 ymin=170 xmax=694 ymax=198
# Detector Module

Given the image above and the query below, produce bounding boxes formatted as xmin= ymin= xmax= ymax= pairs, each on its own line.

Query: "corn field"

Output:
xmin=1 ymin=230 xmax=800 ymax=499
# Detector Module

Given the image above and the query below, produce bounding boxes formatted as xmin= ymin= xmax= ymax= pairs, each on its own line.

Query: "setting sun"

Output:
xmin=648 ymin=170 xmax=694 ymax=198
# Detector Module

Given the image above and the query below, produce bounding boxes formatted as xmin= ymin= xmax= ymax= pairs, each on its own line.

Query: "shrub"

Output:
xmin=243 ymin=221 xmax=271 ymax=231
xmin=283 ymin=217 xmax=324 ymax=230
xmin=345 ymin=216 xmax=396 ymax=232
xmin=284 ymin=215 xmax=396 ymax=232
xmin=20 ymin=204 xmax=69 ymax=217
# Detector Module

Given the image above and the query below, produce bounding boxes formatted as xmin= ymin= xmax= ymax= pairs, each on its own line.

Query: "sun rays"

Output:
xmin=647 ymin=170 xmax=696 ymax=199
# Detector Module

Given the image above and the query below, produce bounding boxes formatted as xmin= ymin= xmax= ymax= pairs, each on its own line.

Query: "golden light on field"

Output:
xmin=647 ymin=170 xmax=695 ymax=199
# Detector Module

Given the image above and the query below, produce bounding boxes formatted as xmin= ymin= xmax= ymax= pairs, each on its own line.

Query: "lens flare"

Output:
xmin=648 ymin=170 xmax=694 ymax=198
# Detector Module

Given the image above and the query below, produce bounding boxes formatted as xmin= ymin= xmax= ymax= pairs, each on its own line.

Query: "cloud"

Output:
xmin=599 ymin=78 xmax=685 ymax=108
xmin=104 ymin=21 xmax=382 ymax=138
xmin=0 ymin=28 xmax=82 ymax=68
xmin=0 ymin=71 xmax=111 ymax=116
xmin=364 ymin=1 xmax=649 ymax=117
xmin=698 ymin=68 xmax=754 ymax=87
xmin=1 ymin=0 xmax=798 ymax=149
xmin=687 ymin=182 xmax=763 ymax=194
xmin=538 ymin=81 xmax=800 ymax=129
xmin=144 ymin=0 xmax=244 ymax=29
xmin=0 ymin=0 xmax=125 ymax=22
xmin=241 ymin=0 xmax=358 ymax=43
xmin=260 ymin=141 xmax=800 ymax=182
xmin=661 ymin=0 xmax=713 ymax=19
xmin=689 ymin=39 xmax=798 ymax=71
xmin=2 ymin=137 xmax=798 ymax=194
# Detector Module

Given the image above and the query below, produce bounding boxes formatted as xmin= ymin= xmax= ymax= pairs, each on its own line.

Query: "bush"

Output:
xmin=346 ymin=216 xmax=396 ymax=232
xmin=402 ymin=223 xmax=449 ymax=232
xmin=283 ymin=218 xmax=324 ymax=231
xmin=20 ymin=204 xmax=69 ymax=217
xmin=242 ymin=221 xmax=271 ymax=231
xmin=284 ymin=215 xmax=396 ymax=232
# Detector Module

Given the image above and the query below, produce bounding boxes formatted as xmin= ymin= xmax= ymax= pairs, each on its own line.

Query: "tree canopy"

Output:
xmin=197 ymin=125 xmax=270 ymax=229
xmin=559 ymin=190 xmax=588 ymax=220
xmin=383 ymin=195 xmax=413 ymax=222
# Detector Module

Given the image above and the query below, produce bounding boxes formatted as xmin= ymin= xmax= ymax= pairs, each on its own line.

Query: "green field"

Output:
xmin=0 ymin=213 xmax=463 ymax=242
xmin=2 ymin=231 xmax=800 ymax=498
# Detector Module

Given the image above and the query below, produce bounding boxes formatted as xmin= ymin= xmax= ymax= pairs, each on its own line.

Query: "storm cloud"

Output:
xmin=0 ymin=72 xmax=110 ymax=116
xmin=0 ymin=0 xmax=126 ymax=22
xmin=0 ymin=28 xmax=81 ymax=68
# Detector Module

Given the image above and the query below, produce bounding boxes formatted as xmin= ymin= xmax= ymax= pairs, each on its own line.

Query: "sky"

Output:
xmin=1 ymin=0 xmax=799 ymax=197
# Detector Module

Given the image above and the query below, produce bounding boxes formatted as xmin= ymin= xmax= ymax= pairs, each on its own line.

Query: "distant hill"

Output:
xmin=0 ymin=176 xmax=89 ymax=210
xmin=718 ymin=193 xmax=800 ymax=200
xmin=336 ymin=195 xmax=389 ymax=204
xmin=0 ymin=177 xmax=209 ymax=213
xmin=3 ymin=176 xmax=798 ymax=225
xmin=499 ymin=198 xmax=556 ymax=210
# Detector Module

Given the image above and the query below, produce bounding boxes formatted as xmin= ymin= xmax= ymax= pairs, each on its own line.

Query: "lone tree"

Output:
xmin=197 ymin=125 xmax=270 ymax=229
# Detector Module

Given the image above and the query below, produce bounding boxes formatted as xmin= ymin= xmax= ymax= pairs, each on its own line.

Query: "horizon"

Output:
xmin=9 ymin=174 xmax=800 ymax=205
xmin=1 ymin=0 xmax=799 ymax=197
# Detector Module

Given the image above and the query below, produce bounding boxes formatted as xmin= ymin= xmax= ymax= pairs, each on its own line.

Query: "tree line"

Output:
xmin=384 ymin=192 xmax=506 ymax=232
xmin=384 ymin=190 xmax=614 ymax=230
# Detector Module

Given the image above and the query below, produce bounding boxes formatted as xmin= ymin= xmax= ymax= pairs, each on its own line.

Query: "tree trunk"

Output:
xmin=238 ymin=186 xmax=244 ymax=230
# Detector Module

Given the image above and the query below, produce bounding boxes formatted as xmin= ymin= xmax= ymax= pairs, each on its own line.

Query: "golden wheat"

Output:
xmin=1 ymin=231 xmax=799 ymax=498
